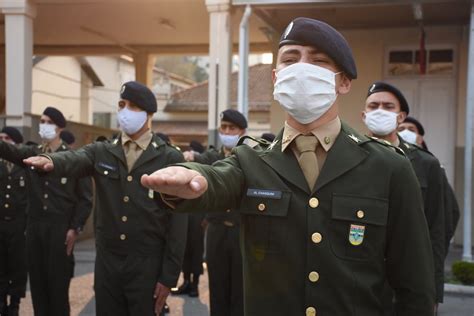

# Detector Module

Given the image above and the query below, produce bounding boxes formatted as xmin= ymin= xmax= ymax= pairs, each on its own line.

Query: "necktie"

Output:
xmin=125 ymin=141 xmax=138 ymax=171
xmin=295 ymin=135 xmax=319 ymax=190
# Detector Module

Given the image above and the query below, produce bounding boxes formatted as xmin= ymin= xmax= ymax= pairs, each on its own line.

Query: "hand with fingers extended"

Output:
xmin=141 ymin=166 xmax=208 ymax=200
xmin=23 ymin=155 xmax=55 ymax=171
xmin=153 ymin=282 xmax=170 ymax=315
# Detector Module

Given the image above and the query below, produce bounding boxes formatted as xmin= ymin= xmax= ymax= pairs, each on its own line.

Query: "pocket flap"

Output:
xmin=239 ymin=189 xmax=291 ymax=217
xmin=332 ymin=194 xmax=388 ymax=226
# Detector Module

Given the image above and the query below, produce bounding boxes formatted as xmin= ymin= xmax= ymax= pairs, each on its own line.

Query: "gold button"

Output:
xmin=324 ymin=136 xmax=331 ymax=144
xmin=306 ymin=307 xmax=316 ymax=316
xmin=44 ymin=194 xmax=48 ymax=199
xmin=309 ymin=197 xmax=319 ymax=208
xmin=308 ymin=271 xmax=320 ymax=283
xmin=45 ymin=181 xmax=49 ymax=186
xmin=104 ymin=170 xmax=109 ymax=175
xmin=43 ymin=205 xmax=48 ymax=210
xmin=6 ymin=185 xmax=11 ymax=189
xmin=311 ymin=232 xmax=322 ymax=244
xmin=226 ymin=209 xmax=231 ymax=213
xmin=127 ymin=175 xmax=133 ymax=182
xmin=356 ymin=210 xmax=365 ymax=219
xmin=120 ymin=234 xmax=126 ymax=240
xmin=257 ymin=203 xmax=266 ymax=212
xmin=4 ymin=204 xmax=9 ymax=208
xmin=122 ymin=216 xmax=128 ymax=222
xmin=123 ymin=196 xmax=129 ymax=202
xmin=5 ymin=194 xmax=10 ymax=199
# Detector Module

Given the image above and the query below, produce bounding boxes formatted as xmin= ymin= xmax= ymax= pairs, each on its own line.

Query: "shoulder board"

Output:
xmin=112 ymin=138 xmax=120 ymax=146
xmin=410 ymin=143 xmax=434 ymax=156
xmin=171 ymin=144 xmax=181 ymax=152
xmin=367 ymin=136 xmax=406 ymax=156
xmin=237 ymin=135 xmax=271 ymax=149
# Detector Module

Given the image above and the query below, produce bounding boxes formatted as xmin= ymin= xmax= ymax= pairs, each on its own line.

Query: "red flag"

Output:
xmin=419 ymin=27 xmax=426 ymax=75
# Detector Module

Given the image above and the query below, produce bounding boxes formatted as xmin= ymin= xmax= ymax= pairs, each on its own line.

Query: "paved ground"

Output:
xmin=18 ymin=239 xmax=474 ymax=316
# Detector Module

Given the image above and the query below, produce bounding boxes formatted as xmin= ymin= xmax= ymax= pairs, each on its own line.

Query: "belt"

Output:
xmin=223 ymin=220 xmax=235 ymax=227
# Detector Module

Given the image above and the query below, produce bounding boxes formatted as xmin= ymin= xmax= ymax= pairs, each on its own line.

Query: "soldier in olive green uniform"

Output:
xmin=0 ymin=127 xmax=28 ymax=316
xmin=139 ymin=18 xmax=435 ymax=316
xmin=25 ymin=81 xmax=187 ymax=316
xmin=398 ymin=117 xmax=460 ymax=258
xmin=0 ymin=107 xmax=93 ymax=316
xmin=363 ymin=82 xmax=446 ymax=309
xmin=181 ymin=109 xmax=246 ymax=315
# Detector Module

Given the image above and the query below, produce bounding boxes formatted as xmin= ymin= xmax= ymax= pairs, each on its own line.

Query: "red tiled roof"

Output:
xmin=164 ymin=63 xmax=273 ymax=112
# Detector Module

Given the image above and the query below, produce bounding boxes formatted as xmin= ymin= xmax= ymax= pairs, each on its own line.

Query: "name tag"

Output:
xmin=246 ymin=188 xmax=282 ymax=199
xmin=98 ymin=162 xmax=117 ymax=171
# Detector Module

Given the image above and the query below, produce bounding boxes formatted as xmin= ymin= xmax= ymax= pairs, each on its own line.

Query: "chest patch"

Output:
xmin=246 ymin=188 xmax=282 ymax=199
xmin=349 ymin=224 xmax=365 ymax=246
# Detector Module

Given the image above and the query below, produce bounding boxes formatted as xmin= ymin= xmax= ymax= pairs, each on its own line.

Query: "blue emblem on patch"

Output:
xmin=349 ymin=224 xmax=365 ymax=246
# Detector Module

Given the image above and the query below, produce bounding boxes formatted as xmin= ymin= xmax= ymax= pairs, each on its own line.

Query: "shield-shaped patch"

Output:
xmin=348 ymin=224 xmax=365 ymax=246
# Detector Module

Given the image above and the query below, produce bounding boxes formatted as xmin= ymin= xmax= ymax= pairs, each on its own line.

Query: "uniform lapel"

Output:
xmin=314 ymin=123 xmax=369 ymax=193
xmin=105 ymin=137 xmax=127 ymax=168
xmin=261 ymin=130 xmax=310 ymax=194
xmin=130 ymin=134 xmax=164 ymax=172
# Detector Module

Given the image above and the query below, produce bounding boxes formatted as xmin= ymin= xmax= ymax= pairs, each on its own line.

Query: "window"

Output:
xmin=93 ymin=112 xmax=111 ymax=128
xmin=387 ymin=48 xmax=454 ymax=76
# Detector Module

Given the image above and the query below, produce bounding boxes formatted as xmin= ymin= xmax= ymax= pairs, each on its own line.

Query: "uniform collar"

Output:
xmin=281 ymin=116 xmax=341 ymax=152
xmin=121 ymin=130 xmax=153 ymax=150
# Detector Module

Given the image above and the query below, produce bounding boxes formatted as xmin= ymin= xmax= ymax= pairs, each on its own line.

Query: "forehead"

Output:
xmin=366 ymin=91 xmax=400 ymax=105
xmin=0 ymin=133 xmax=9 ymax=138
xmin=40 ymin=114 xmax=53 ymax=121
xmin=399 ymin=122 xmax=419 ymax=132
xmin=220 ymin=120 xmax=239 ymax=128
xmin=278 ymin=44 xmax=328 ymax=57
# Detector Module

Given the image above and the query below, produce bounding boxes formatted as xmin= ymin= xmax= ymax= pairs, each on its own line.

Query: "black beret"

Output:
xmin=43 ymin=107 xmax=66 ymax=128
xmin=120 ymin=81 xmax=157 ymax=113
xmin=60 ymin=130 xmax=75 ymax=145
xmin=403 ymin=116 xmax=425 ymax=136
xmin=220 ymin=109 xmax=247 ymax=129
xmin=279 ymin=17 xmax=357 ymax=79
xmin=367 ymin=81 xmax=410 ymax=115
xmin=189 ymin=140 xmax=205 ymax=153
xmin=1 ymin=126 xmax=23 ymax=144
xmin=261 ymin=133 xmax=275 ymax=142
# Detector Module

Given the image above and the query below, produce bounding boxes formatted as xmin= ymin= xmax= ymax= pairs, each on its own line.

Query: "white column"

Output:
xmin=206 ymin=0 xmax=232 ymax=146
xmin=133 ymin=52 xmax=155 ymax=87
xmin=1 ymin=0 xmax=36 ymax=130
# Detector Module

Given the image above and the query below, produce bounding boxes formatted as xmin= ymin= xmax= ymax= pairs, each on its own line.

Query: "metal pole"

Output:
xmin=463 ymin=1 xmax=474 ymax=262
xmin=237 ymin=4 xmax=252 ymax=119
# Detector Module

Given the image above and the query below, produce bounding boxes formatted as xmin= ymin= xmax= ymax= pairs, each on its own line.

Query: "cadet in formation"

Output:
xmin=0 ymin=127 xmax=27 ymax=316
xmin=398 ymin=116 xmax=460 ymax=261
xmin=0 ymin=107 xmax=93 ymax=316
xmin=24 ymin=81 xmax=188 ymax=316
xmin=181 ymin=109 xmax=246 ymax=316
xmin=362 ymin=82 xmax=446 ymax=310
xmin=139 ymin=17 xmax=435 ymax=316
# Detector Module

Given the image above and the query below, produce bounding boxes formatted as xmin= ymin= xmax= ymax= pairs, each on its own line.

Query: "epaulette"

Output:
xmin=408 ymin=142 xmax=434 ymax=156
xmin=171 ymin=144 xmax=182 ymax=152
xmin=237 ymin=135 xmax=271 ymax=149
xmin=367 ymin=136 xmax=406 ymax=156
xmin=112 ymin=138 xmax=120 ymax=146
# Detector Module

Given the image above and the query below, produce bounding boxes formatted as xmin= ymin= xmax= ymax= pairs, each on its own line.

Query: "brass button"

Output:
xmin=356 ymin=210 xmax=365 ymax=219
xmin=226 ymin=209 xmax=231 ymax=213
xmin=306 ymin=307 xmax=316 ymax=316
xmin=127 ymin=175 xmax=133 ymax=182
xmin=120 ymin=234 xmax=126 ymax=240
xmin=121 ymin=216 xmax=128 ymax=222
xmin=123 ymin=196 xmax=129 ymax=203
xmin=4 ymin=204 xmax=9 ymax=208
xmin=43 ymin=205 xmax=48 ymax=210
xmin=257 ymin=203 xmax=266 ymax=212
xmin=308 ymin=271 xmax=320 ymax=283
xmin=309 ymin=197 xmax=319 ymax=208
xmin=5 ymin=194 xmax=10 ymax=199
xmin=44 ymin=194 xmax=48 ymax=199
xmin=324 ymin=136 xmax=331 ymax=144
xmin=45 ymin=181 xmax=49 ymax=186
xmin=6 ymin=185 xmax=11 ymax=189
xmin=104 ymin=170 xmax=109 ymax=175
xmin=7 ymin=176 xmax=11 ymax=180
xmin=311 ymin=232 xmax=322 ymax=244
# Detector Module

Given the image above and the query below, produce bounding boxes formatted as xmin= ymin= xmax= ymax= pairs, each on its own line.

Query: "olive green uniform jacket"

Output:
xmin=171 ymin=124 xmax=435 ymax=316
xmin=0 ymin=142 xmax=92 ymax=230
xmin=398 ymin=138 xmax=445 ymax=303
xmin=441 ymin=168 xmax=459 ymax=257
xmin=48 ymin=134 xmax=188 ymax=288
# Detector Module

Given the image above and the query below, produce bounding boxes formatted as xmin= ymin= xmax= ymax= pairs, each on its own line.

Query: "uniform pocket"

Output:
xmin=330 ymin=194 xmax=388 ymax=261
xmin=239 ymin=190 xmax=291 ymax=257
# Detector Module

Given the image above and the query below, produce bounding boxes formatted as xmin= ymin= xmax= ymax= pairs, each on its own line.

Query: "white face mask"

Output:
xmin=38 ymin=123 xmax=57 ymax=141
xmin=219 ymin=133 xmax=240 ymax=149
xmin=364 ymin=109 xmax=398 ymax=136
xmin=117 ymin=107 xmax=148 ymax=135
xmin=398 ymin=129 xmax=418 ymax=144
xmin=273 ymin=63 xmax=339 ymax=124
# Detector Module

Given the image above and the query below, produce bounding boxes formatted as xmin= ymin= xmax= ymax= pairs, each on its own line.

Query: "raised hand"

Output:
xmin=141 ymin=166 xmax=207 ymax=199
xmin=23 ymin=156 xmax=55 ymax=171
